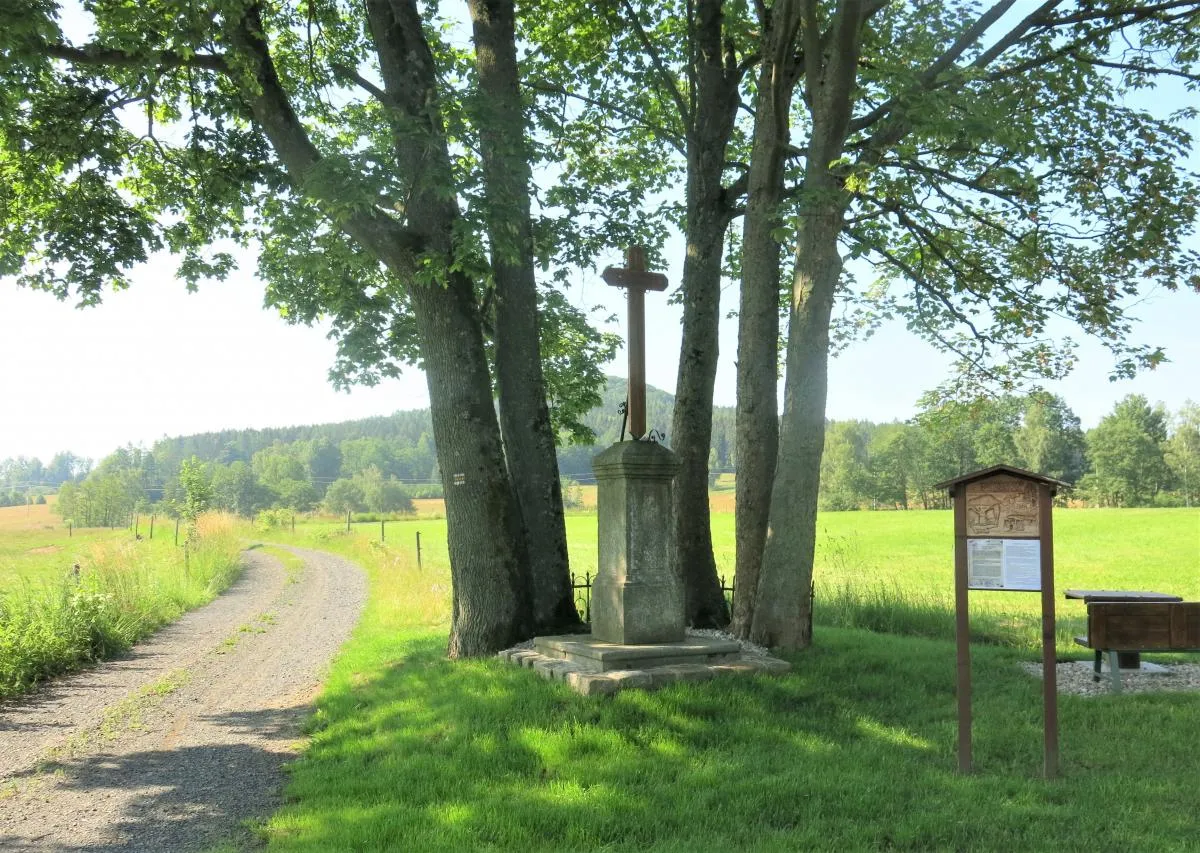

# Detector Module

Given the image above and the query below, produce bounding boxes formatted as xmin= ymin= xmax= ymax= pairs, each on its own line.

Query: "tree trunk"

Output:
xmin=364 ymin=0 xmax=534 ymax=655
xmin=469 ymin=0 xmax=579 ymax=634
xmin=671 ymin=0 xmax=743 ymax=628
xmin=730 ymin=0 xmax=802 ymax=638
xmin=748 ymin=201 xmax=841 ymax=650
xmin=673 ymin=191 xmax=731 ymax=628
xmin=748 ymin=0 xmax=866 ymax=651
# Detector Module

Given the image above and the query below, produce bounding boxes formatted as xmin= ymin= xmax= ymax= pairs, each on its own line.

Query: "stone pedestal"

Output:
xmin=590 ymin=440 xmax=684 ymax=645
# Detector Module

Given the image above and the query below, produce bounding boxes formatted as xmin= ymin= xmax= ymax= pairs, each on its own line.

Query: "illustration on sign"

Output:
xmin=965 ymin=475 xmax=1040 ymax=537
xmin=967 ymin=538 xmax=1041 ymax=591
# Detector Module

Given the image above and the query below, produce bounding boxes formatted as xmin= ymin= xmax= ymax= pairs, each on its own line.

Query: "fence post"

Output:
xmin=149 ymin=514 xmax=155 ymax=540
xmin=175 ymin=518 xmax=180 ymax=546
xmin=68 ymin=521 xmax=72 ymax=537
xmin=416 ymin=531 xmax=422 ymax=570
xmin=291 ymin=513 xmax=295 ymax=533
xmin=134 ymin=514 xmax=139 ymax=539
xmin=381 ymin=518 xmax=385 ymax=543
xmin=346 ymin=510 xmax=351 ymax=533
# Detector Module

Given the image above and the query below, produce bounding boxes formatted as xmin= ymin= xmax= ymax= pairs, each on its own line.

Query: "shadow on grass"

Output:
xmin=263 ymin=628 xmax=1200 ymax=852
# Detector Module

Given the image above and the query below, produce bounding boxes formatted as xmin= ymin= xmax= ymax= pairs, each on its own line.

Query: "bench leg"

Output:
xmin=1093 ymin=650 xmax=1102 ymax=683
xmin=1108 ymin=650 xmax=1122 ymax=694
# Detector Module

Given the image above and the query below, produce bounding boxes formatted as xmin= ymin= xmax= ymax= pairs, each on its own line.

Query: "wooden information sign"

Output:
xmin=935 ymin=465 xmax=1069 ymax=779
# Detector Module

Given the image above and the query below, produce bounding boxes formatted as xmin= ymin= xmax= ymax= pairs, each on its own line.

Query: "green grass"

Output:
xmin=288 ymin=508 xmax=1200 ymax=651
xmin=254 ymin=508 xmax=1200 ymax=851
xmin=0 ymin=514 xmax=244 ymax=697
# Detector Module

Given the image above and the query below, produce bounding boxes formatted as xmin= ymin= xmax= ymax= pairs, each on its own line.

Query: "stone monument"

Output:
xmin=532 ymin=247 xmax=740 ymax=677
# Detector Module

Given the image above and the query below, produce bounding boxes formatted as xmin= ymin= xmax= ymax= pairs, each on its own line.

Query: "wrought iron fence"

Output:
xmin=570 ymin=572 xmax=737 ymax=623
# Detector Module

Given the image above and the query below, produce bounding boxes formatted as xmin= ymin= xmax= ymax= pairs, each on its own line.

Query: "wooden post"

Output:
xmin=291 ymin=513 xmax=295 ymax=533
xmin=416 ymin=531 xmax=423 ymax=570
xmin=134 ymin=514 xmax=139 ymax=539
xmin=937 ymin=465 xmax=1068 ymax=779
xmin=149 ymin=514 xmax=155 ymax=540
xmin=346 ymin=510 xmax=351 ymax=533
xmin=68 ymin=521 xmax=72 ymax=537
xmin=175 ymin=518 xmax=180 ymax=546
xmin=381 ymin=518 xmax=386 ymax=543
xmin=1039 ymin=483 xmax=1059 ymax=779
xmin=953 ymin=486 xmax=972 ymax=774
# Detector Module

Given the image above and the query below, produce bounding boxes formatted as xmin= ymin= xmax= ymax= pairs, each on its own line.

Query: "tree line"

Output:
xmin=4 ymin=1 xmax=1198 ymax=654
xmin=819 ymin=394 xmax=1199 ymax=511
xmin=11 ymin=384 xmax=1196 ymax=528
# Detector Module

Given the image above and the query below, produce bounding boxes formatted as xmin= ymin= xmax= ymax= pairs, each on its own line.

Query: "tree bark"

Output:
xmin=730 ymin=0 xmax=803 ymax=638
xmin=749 ymin=0 xmax=866 ymax=651
xmin=670 ymin=0 xmax=742 ymax=628
xmin=469 ymin=0 xmax=580 ymax=634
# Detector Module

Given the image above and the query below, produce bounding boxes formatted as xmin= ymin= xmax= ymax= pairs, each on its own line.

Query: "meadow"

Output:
xmin=0 ymin=506 xmax=243 ymax=698
xmin=248 ymin=506 xmax=1200 ymax=851
xmin=289 ymin=507 xmax=1200 ymax=650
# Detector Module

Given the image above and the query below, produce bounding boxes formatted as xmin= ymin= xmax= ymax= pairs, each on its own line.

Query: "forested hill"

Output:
xmin=149 ymin=377 xmax=738 ymax=481
xmin=150 ymin=409 xmax=436 ymax=475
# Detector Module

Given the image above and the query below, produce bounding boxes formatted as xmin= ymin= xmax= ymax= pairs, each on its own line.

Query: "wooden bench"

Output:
xmin=1075 ymin=602 xmax=1200 ymax=693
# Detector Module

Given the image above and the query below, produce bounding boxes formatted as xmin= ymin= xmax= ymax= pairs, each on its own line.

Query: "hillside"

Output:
xmin=151 ymin=377 xmax=737 ymax=481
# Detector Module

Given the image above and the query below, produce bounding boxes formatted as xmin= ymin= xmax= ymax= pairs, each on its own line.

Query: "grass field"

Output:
xmin=245 ymin=507 xmax=1200 ymax=851
xmin=0 ymin=498 xmax=62 ymax=533
xmin=282 ymin=508 xmax=1200 ymax=651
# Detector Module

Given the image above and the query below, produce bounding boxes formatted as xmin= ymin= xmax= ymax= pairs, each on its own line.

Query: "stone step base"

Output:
xmin=499 ymin=643 xmax=791 ymax=697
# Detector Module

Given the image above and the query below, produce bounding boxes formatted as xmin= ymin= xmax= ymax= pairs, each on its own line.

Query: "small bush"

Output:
xmin=255 ymin=507 xmax=295 ymax=531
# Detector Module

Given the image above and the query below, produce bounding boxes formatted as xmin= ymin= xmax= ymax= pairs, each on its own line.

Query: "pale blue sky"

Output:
xmin=1 ymin=2 xmax=1197 ymax=464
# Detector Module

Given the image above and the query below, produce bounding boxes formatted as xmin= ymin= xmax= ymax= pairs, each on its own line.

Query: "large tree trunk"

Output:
xmin=730 ymin=0 xmax=803 ymax=638
xmin=408 ymin=276 xmax=534 ymax=655
xmin=749 ymin=0 xmax=865 ymax=651
xmin=670 ymin=0 xmax=742 ymax=628
xmin=747 ymin=201 xmax=841 ymax=650
xmin=469 ymin=0 xmax=579 ymax=634
xmin=364 ymin=0 xmax=533 ymax=655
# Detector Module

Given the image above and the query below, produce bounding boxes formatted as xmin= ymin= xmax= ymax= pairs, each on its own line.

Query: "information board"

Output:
xmin=966 ymin=538 xmax=1042 ymax=591
xmin=964 ymin=475 xmax=1040 ymax=537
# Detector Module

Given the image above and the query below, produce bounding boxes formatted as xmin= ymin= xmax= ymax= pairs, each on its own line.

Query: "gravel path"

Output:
xmin=0 ymin=545 xmax=367 ymax=852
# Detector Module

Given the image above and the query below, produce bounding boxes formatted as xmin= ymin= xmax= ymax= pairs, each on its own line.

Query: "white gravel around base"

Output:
xmin=1021 ymin=660 xmax=1200 ymax=696
xmin=0 ymin=545 xmax=367 ymax=852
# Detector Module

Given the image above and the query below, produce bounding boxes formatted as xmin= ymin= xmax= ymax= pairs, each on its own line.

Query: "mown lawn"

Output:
xmin=256 ymin=508 xmax=1200 ymax=851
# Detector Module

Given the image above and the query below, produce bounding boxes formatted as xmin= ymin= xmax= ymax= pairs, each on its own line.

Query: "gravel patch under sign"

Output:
xmin=1022 ymin=660 xmax=1200 ymax=697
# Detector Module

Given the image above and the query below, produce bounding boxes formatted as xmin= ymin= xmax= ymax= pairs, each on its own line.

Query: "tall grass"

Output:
xmin=0 ymin=513 xmax=243 ymax=698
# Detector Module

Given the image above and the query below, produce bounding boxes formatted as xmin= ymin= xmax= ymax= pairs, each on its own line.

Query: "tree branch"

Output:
xmin=228 ymin=2 xmax=424 ymax=263
xmin=848 ymin=0 xmax=1043 ymax=135
xmin=43 ymin=42 xmax=228 ymax=73
xmin=617 ymin=0 xmax=693 ymax=130
xmin=526 ymin=82 xmax=686 ymax=155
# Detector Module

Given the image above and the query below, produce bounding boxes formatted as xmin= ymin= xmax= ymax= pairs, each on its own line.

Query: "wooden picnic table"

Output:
xmin=1064 ymin=589 xmax=1184 ymax=669
xmin=1064 ymin=589 xmax=1184 ymax=603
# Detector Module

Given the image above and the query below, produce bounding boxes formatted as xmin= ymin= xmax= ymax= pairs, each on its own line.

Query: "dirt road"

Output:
xmin=0 ymin=546 xmax=367 ymax=851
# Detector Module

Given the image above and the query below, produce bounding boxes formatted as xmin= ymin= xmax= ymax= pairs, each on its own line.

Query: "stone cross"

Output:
xmin=601 ymin=246 xmax=668 ymax=440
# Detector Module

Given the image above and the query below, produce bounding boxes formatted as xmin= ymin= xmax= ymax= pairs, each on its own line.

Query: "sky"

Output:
xmin=1 ymin=5 xmax=1198 ymax=465
xmin=1 ymin=245 xmax=1196 ymax=464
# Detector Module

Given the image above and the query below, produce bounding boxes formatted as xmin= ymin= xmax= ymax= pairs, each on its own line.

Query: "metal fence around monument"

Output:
xmin=570 ymin=572 xmax=736 ymax=624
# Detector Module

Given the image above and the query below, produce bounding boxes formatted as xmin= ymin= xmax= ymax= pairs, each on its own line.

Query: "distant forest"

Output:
xmin=1 ymin=378 xmax=1196 ymax=523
